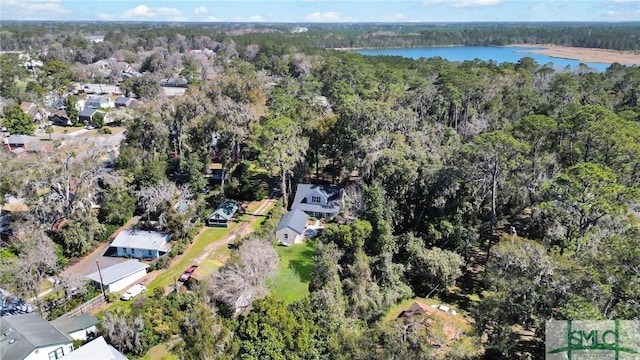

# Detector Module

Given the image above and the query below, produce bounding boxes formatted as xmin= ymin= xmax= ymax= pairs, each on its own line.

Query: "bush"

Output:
xmin=100 ymin=127 xmax=112 ymax=134
xmin=156 ymin=255 xmax=170 ymax=269
xmin=106 ymin=292 xmax=120 ymax=303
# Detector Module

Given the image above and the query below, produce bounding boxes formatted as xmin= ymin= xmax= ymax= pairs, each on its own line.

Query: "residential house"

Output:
xmin=114 ymin=96 xmax=137 ymax=108
xmin=78 ymin=108 xmax=99 ymax=124
xmin=85 ymin=96 xmax=113 ymax=109
xmin=85 ymin=35 xmax=105 ymax=44
xmin=291 ymin=184 xmax=344 ymax=219
xmin=207 ymin=200 xmax=239 ymax=227
xmin=275 ymin=209 xmax=309 ymax=246
xmin=0 ymin=313 xmax=74 ymax=360
xmin=50 ymin=110 xmax=72 ymax=126
xmin=50 ymin=313 xmax=99 ymax=341
xmin=109 ymin=229 xmax=171 ymax=259
xmin=3 ymin=135 xmax=38 ymax=152
xmin=61 ymin=336 xmax=127 ymax=360
xmin=85 ymin=259 xmax=149 ymax=292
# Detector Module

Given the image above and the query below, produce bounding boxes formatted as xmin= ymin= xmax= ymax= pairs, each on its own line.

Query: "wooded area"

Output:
xmin=0 ymin=22 xmax=639 ymax=359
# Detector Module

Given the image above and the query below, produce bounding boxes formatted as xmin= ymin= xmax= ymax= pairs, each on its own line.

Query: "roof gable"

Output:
xmin=276 ymin=209 xmax=309 ymax=234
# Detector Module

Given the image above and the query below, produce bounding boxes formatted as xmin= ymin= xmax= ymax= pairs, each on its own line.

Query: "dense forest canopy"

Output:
xmin=1 ymin=21 xmax=640 ymax=51
xmin=0 ymin=21 xmax=639 ymax=359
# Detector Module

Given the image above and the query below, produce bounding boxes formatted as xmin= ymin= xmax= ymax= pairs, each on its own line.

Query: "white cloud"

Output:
xmin=204 ymin=16 xmax=219 ymax=21
xmin=305 ymin=11 xmax=345 ymax=21
xmin=0 ymin=0 xmax=70 ymax=19
xmin=249 ymin=15 xmax=265 ymax=21
xmin=423 ymin=0 xmax=503 ymax=7
xmin=122 ymin=5 xmax=155 ymax=19
xmin=194 ymin=6 xmax=208 ymax=15
xmin=121 ymin=5 xmax=183 ymax=20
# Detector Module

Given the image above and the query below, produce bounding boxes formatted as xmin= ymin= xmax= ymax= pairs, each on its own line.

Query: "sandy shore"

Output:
xmin=512 ymin=44 xmax=640 ymax=65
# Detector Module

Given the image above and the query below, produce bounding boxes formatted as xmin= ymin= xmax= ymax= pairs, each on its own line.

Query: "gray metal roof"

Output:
xmin=291 ymin=184 xmax=343 ymax=216
xmin=276 ymin=209 xmax=309 ymax=235
xmin=79 ymin=107 xmax=98 ymax=117
xmin=86 ymin=259 xmax=149 ymax=285
xmin=110 ymin=229 xmax=170 ymax=251
xmin=51 ymin=313 xmax=99 ymax=334
xmin=208 ymin=200 xmax=239 ymax=221
xmin=1 ymin=313 xmax=73 ymax=360
xmin=62 ymin=336 xmax=128 ymax=360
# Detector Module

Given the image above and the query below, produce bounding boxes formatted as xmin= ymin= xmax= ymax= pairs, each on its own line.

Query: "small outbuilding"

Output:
xmin=86 ymin=259 xmax=149 ymax=293
xmin=51 ymin=313 xmax=99 ymax=341
xmin=276 ymin=209 xmax=309 ymax=246
xmin=109 ymin=229 xmax=171 ymax=259
xmin=207 ymin=200 xmax=239 ymax=227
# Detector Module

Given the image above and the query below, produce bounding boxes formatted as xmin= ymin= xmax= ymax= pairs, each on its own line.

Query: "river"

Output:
xmin=355 ymin=46 xmax=611 ymax=72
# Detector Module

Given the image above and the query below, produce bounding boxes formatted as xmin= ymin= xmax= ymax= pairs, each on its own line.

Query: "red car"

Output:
xmin=179 ymin=265 xmax=198 ymax=282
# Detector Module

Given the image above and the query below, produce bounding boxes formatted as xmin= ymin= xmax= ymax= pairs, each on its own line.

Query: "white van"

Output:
xmin=121 ymin=284 xmax=147 ymax=301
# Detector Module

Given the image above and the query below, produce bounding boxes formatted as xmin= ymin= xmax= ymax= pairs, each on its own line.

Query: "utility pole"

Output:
xmin=96 ymin=260 xmax=108 ymax=301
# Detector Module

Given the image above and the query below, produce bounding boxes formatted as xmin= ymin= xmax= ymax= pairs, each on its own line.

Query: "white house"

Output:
xmin=50 ymin=313 xmax=99 ymax=341
xmin=110 ymin=229 xmax=171 ymax=259
xmin=85 ymin=259 xmax=149 ymax=293
xmin=0 ymin=313 xmax=74 ymax=360
xmin=275 ymin=209 xmax=309 ymax=246
xmin=85 ymin=95 xmax=114 ymax=109
xmin=61 ymin=336 xmax=127 ymax=360
xmin=291 ymin=184 xmax=344 ymax=219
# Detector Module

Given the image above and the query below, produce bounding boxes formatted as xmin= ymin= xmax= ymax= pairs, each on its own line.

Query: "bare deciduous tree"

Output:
xmin=101 ymin=311 xmax=146 ymax=355
xmin=208 ymin=239 xmax=278 ymax=313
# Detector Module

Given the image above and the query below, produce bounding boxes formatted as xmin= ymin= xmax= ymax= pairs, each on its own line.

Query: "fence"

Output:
xmin=61 ymin=294 xmax=106 ymax=318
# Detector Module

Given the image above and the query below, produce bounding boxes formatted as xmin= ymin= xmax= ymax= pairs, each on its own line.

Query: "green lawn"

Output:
xmin=270 ymin=240 xmax=316 ymax=304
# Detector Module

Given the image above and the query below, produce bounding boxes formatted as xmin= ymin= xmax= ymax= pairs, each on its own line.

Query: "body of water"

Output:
xmin=356 ymin=46 xmax=611 ymax=72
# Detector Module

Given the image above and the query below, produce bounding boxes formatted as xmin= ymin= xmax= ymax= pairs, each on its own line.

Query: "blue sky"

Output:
xmin=0 ymin=0 xmax=639 ymax=22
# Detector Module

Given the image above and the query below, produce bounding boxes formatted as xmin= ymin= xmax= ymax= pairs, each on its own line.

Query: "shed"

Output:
xmin=109 ymin=229 xmax=171 ymax=259
xmin=85 ymin=260 xmax=149 ymax=292
xmin=50 ymin=313 xmax=99 ymax=341
xmin=207 ymin=200 xmax=239 ymax=227
xmin=275 ymin=209 xmax=309 ymax=246
xmin=0 ymin=313 xmax=74 ymax=360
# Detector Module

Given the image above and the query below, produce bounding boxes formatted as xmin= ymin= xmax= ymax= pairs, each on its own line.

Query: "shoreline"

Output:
xmin=334 ymin=44 xmax=640 ymax=65
xmin=511 ymin=44 xmax=640 ymax=65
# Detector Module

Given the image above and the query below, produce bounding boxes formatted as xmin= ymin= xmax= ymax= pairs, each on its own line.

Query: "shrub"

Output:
xmin=100 ymin=127 xmax=112 ymax=134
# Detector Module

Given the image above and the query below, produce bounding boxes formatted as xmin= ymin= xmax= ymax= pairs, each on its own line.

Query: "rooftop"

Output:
xmin=276 ymin=209 xmax=309 ymax=234
xmin=61 ymin=336 xmax=127 ymax=360
xmin=85 ymin=259 xmax=149 ymax=286
xmin=208 ymin=200 xmax=239 ymax=221
xmin=1 ymin=313 xmax=73 ymax=360
xmin=110 ymin=229 xmax=170 ymax=251
xmin=292 ymin=184 xmax=343 ymax=215
xmin=51 ymin=313 xmax=99 ymax=335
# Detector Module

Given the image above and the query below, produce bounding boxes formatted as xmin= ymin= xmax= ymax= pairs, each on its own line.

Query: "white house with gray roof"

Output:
xmin=109 ymin=229 xmax=171 ymax=259
xmin=85 ymin=259 xmax=149 ymax=292
xmin=0 ymin=313 xmax=74 ymax=360
xmin=291 ymin=184 xmax=344 ymax=219
xmin=276 ymin=209 xmax=309 ymax=246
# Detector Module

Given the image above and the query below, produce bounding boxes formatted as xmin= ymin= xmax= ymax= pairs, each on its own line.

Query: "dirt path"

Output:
xmin=195 ymin=198 xmax=276 ymax=264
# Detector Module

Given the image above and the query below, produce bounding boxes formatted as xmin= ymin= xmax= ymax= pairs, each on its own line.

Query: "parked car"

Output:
xmin=121 ymin=284 xmax=146 ymax=301
xmin=179 ymin=265 xmax=198 ymax=282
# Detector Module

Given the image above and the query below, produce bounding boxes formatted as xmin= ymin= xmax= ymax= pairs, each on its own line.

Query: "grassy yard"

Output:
xmin=270 ymin=240 xmax=316 ymax=304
